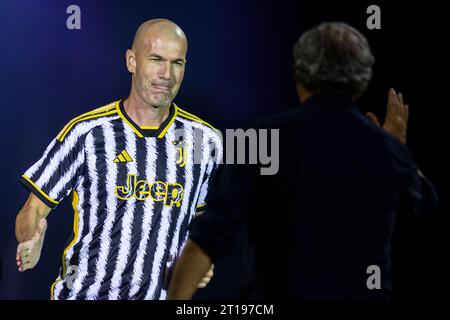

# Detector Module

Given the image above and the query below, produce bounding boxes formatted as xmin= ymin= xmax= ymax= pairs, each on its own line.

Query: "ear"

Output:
xmin=126 ymin=49 xmax=136 ymax=74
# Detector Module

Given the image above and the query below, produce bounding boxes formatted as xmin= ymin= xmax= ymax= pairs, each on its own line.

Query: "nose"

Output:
xmin=158 ymin=61 xmax=172 ymax=80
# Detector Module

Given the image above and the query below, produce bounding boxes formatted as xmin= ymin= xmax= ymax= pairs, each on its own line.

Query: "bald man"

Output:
xmin=15 ymin=19 xmax=221 ymax=300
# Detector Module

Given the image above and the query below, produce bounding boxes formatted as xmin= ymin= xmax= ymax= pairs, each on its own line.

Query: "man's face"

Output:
xmin=131 ymin=32 xmax=187 ymax=109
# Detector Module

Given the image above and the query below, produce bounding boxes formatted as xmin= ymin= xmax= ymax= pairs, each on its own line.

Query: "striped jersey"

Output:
xmin=20 ymin=100 xmax=223 ymax=300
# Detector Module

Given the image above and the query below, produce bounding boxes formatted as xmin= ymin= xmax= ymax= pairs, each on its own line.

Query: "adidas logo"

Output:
xmin=113 ymin=150 xmax=133 ymax=163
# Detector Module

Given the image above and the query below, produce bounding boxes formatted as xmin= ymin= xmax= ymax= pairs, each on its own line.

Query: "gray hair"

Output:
xmin=293 ymin=22 xmax=375 ymax=96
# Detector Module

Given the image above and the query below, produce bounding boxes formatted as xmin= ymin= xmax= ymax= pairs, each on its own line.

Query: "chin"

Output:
xmin=142 ymin=95 xmax=170 ymax=109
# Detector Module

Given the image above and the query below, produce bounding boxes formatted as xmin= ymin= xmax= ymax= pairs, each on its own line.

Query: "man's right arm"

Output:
xmin=16 ymin=193 xmax=51 ymax=242
xmin=16 ymin=114 xmax=91 ymax=272
xmin=15 ymin=193 xmax=52 ymax=272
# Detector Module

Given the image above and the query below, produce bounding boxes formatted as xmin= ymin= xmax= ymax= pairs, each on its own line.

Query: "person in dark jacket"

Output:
xmin=167 ymin=22 xmax=439 ymax=300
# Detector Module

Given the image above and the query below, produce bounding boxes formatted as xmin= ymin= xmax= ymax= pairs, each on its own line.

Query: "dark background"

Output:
xmin=0 ymin=0 xmax=447 ymax=300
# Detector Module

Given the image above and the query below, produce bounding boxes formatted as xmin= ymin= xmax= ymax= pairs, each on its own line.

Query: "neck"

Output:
xmin=125 ymin=89 xmax=170 ymax=128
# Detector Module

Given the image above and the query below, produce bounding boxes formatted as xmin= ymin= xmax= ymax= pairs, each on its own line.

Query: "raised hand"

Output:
xmin=366 ymin=88 xmax=409 ymax=143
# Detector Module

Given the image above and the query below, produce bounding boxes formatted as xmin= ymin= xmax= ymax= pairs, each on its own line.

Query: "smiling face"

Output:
xmin=127 ymin=20 xmax=188 ymax=109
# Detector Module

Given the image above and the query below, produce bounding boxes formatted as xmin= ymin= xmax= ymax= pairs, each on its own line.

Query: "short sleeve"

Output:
xmin=195 ymin=169 xmax=216 ymax=213
xmin=20 ymin=131 xmax=86 ymax=208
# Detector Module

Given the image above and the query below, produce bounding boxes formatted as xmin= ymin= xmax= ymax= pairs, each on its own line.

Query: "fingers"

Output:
xmin=21 ymin=247 xmax=30 ymax=271
xmin=18 ymin=242 xmax=33 ymax=272
xmin=16 ymin=245 xmax=23 ymax=272
xmin=397 ymin=93 xmax=409 ymax=125
xmin=390 ymin=88 xmax=408 ymax=119
xmin=386 ymin=88 xmax=396 ymax=118
xmin=197 ymin=277 xmax=211 ymax=288
xmin=17 ymin=227 xmax=46 ymax=273
xmin=395 ymin=92 xmax=408 ymax=128
xmin=384 ymin=87 xmax=409 ymax=143
xmin=16 ymin=244 xmax=28 ymax=272
xmin=387 ymin=88 xmax=402 ymax=121
xmin=16 ymin=245 xmax=21 ymax=262
xmin=197 ymin=265 xmax=214 ymax=288
xmin=205 ymin=264 xmax=214 ymax=279
xmin=398 ymin=92 xmax=406 ymax=108
xmin=388 ymin=88 xmax=408 ymax=120
xmin=392 ymin=89 xmax=401 ymax=117
xmin=205 ymin=266 xmax=214 ymax=278
xmin=387 ymin=88 xmax=394 ymax=110
xmin=366 ymin=112 xmax=381 ymax=127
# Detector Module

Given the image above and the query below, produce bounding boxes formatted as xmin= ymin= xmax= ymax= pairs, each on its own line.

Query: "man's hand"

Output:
xmin=16 ymin=218 xmax=47 ymax=272
xmin=366 ymin=88 xmax=409 ymax=143
xmin=168 ymin=240 xmax=212 ymax=299
xmin=197 ymin=264 xmax=214 ymax=288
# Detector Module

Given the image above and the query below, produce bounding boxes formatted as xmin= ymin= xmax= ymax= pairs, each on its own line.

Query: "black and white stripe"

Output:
xmin=66 ymin=129 xmax=102 ymax=299
xmin=85 ymin=120 xmax=120 ymax=299
xmin=144 ymin=128 xmax=178 ymax=299
xmin=127 ymin=137 xmax=157 ymax=298
xmin=108 ymin=124 xmax=138 ymax=299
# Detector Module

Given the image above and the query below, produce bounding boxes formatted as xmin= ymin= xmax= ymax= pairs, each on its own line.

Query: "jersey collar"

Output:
xmin=117 ymin=99 xmax=178 ymax=138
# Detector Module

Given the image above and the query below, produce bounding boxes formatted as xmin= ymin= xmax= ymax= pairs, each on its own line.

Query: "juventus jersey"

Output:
xmin=20 ymin=100 xmax=223 ymax=300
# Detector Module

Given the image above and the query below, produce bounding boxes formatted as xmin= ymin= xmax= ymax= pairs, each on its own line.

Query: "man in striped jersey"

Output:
xmin=15 ymin=19 xmax=221 ymax=300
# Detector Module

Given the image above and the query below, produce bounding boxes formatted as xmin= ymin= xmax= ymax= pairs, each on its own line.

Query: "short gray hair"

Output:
xmin=293 ymin=22 xmax=375 ymax=96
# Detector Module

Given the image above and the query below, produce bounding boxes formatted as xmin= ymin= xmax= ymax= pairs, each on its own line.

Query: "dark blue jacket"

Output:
xmin=189 ymin=92 xmax=439 ymax=300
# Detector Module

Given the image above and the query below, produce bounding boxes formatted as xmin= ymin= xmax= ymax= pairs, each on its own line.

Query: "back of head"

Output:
xmin=293 ymin=22 xmax=375 ymax=97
